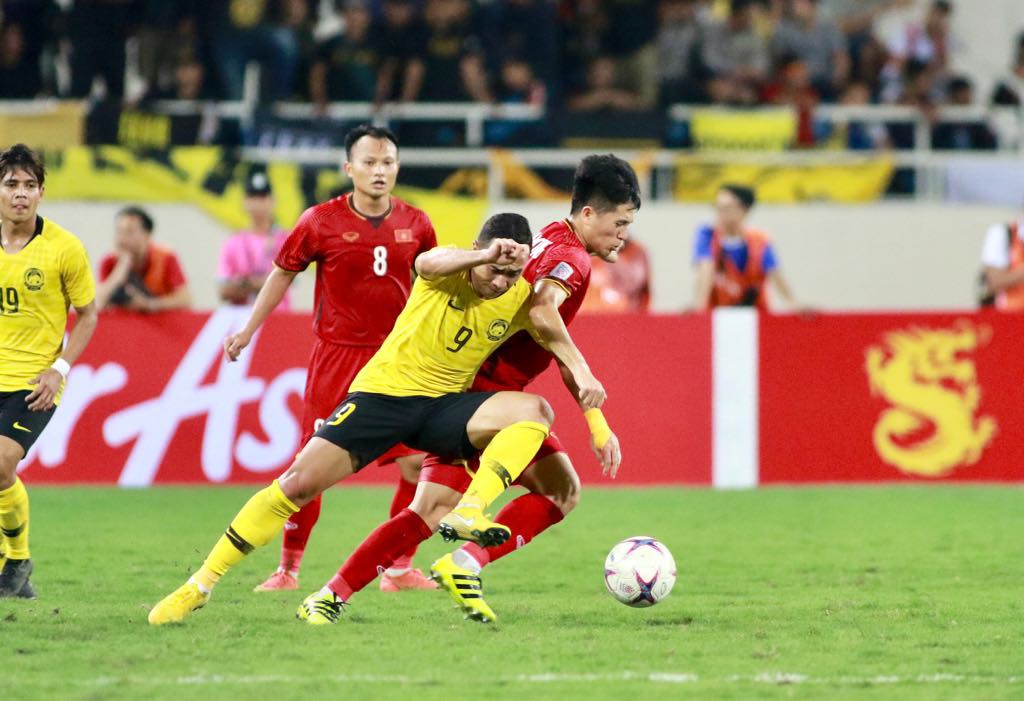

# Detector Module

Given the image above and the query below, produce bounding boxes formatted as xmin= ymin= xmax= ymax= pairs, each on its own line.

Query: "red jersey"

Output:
xmin=476 ymin=219 xmax=592 ymax=390
xmin=275 ymin=194 xmax=437 ymax=346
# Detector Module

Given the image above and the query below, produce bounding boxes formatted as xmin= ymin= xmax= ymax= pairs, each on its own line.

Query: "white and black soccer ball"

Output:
xmin=603 ymin=536 xmax=676 ymax=607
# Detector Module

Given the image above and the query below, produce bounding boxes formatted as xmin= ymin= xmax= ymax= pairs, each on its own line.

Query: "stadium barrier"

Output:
xmin=18 ymin=308 xmax=1022 ymax=487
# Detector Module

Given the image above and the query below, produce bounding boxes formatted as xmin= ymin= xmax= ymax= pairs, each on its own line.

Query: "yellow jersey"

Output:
xmin=351 ymin=271 xmax=532 ymax=397
xmin=0 ymin=216 xmax=95 ymax=399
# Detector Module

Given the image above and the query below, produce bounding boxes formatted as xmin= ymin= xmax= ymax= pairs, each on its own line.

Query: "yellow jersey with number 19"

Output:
xmin=0 ymin=216 xmax=95 ymax=399
xmin=351 ymin=270 xmax=532 ymax=397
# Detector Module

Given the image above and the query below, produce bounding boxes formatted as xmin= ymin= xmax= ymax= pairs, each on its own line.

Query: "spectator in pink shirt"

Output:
xmin=217 ymin=170 xmax=293 ymax=309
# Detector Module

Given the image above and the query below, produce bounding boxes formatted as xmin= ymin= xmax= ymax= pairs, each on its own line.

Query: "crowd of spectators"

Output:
xmin=0 ymin=0 xmax=1020 ymax=150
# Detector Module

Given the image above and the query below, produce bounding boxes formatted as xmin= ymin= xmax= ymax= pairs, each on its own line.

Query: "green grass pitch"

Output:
xmin=3 ymin=485 xmax=1023 ymax=700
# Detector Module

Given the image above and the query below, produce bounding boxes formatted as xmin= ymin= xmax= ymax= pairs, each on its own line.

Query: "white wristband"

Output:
xmin=51 ymin=358 xmax=71 ymax=379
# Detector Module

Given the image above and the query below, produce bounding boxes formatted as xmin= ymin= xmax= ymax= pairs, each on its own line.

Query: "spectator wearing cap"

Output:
xmin=95 ymin=206 xmax=192 ymax=313
xmin=692 ymin=184 xmax=804 ymax=312
xmin=217 ymin=170 xmax=292 ymax=309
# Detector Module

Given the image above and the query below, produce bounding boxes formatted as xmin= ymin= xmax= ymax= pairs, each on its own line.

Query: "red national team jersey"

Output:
xmin=476 ymin=219 xmax=592 ymax=390
xmin=275 ymin=194 xmax=437 ymax=346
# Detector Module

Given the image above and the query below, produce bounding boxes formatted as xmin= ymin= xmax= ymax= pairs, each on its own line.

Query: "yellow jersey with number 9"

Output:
xmin=0 ymin=216 xmax=95 ymax=399
xmin=351 ymin=270 xmax=532 ymax=397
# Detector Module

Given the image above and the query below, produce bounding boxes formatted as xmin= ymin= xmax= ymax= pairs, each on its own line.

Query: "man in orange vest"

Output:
xmin=980 ymin=217 xmax=1024 ymax=310
xmin=692 ymin=184 xmax=802 ymax=311
xmin=95 ymin=206 xmax=192 ymax=312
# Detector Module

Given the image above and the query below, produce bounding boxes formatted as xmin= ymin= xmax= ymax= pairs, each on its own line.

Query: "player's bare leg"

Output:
xmin=149 ymin=439 xmax=358 ymax=625
xmin=379 ymin=453 xmax=437 ymax=592
xmin=438 ymin=392 xmax=553 ymax=546
xmin=0 ymin=437 xmax=34 ymax=599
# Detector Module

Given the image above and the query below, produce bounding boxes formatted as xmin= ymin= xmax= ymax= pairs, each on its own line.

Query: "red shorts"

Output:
xmin=302 ymin=338 xmax=416 ymax=465
xmin=418 ymin=431 xmax=566 ymax=493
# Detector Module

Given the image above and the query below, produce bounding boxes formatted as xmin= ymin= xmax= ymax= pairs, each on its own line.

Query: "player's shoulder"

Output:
xmin=389 ymin=196 xmax=434 ymax=227
xmin=40 ymin=217 xmax=87 ymax=254
xmin=744 ymin=226 xmax=772 ymax=244
xmin=306 ymin=194 xmax=349 ymax=220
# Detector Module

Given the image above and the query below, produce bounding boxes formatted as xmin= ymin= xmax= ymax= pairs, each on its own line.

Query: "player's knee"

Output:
xmin=411 ymin=493 xmax=459 ymax=529
xmin=526 ymin=395 xmax=555 ymax=427
xmin=0 ymin=443 xmax=23 ymax=489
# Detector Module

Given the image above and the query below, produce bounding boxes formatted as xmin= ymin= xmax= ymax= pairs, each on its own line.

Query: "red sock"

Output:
xmin=461 ymin=493 xmax=564 ymax=568
xmin=387 ymin=476 xmax=419 ymax=571
xmin=328 ymin=508 xmax=432 ymax=600
xmin=279 ymin=493 xmax=322 ymax=574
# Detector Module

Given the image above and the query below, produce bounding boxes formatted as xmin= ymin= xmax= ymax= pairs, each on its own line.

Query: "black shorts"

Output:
xmin=314 ymin=391 xmax=496 ymax=470
xmin=0 ymin=390 xmax=55 ymax=455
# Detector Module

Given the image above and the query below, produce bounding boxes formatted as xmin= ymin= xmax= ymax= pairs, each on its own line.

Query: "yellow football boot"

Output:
xmin=437 ymin=505 xmax=510 ymax=547
xmin=430 ymin=553 xmax=496 ymax=623
xmin=148 ymin=581 xmax=210 ymax=625
xmin=296 ymin=589 xmax=346 ymax=625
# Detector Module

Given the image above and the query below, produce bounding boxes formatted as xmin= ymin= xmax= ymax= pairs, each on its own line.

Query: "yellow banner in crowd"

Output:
xmin=42 ymin=146 xmax=487 ymax=247
xmin=690 ymin=109 xmax=796 ymax=151
xmin=674 ymin=156 xmax=894 ymax=203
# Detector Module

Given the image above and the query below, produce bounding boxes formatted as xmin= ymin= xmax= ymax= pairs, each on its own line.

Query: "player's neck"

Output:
xmin=0 ymin=216 xmax=37 ymax=251
xmin=721 ymin=224 xmax=744 ymax=239
xmin=565 ymin=216 xmax=590 ymax=252
xmin=350 ymin=191 xmax=392 ymax=218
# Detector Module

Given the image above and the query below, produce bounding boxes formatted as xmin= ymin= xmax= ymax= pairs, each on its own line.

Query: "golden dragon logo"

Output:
xmin=865 ymin=321 xmax=996 ymax=477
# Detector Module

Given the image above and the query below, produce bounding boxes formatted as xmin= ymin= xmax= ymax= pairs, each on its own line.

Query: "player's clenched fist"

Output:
xmin=484 ymin=238 xmax=530 ymax=267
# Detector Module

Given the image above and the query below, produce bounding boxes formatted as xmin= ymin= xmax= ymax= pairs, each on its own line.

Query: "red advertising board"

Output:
xmin=759 ymin=312 xmax=1024 ymax=483
xmin=19 ymin=310 xmax=713 ymax=486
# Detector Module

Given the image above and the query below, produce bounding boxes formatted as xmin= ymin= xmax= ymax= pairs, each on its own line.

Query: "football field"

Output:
xmin=4 ymin=485 xmax=1022 ymax=701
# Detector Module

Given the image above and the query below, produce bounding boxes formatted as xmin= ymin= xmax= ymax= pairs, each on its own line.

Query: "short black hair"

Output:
xmin=933 ymin=0 xmax=952 ymax=14
xmin=0 ymin=143 xmax=45 ymax=186
xmin=570 ymin=154 xmax=641 ymax=215
xmin=477 ymin=212 xmax=532 ymax=246
xmin=719 ymin=184 xmax=756 ymax=209
xmin=117 ymin=205 xmax=155 ymax=234
xmin=344 ymin=124 xmax=400 ymax=160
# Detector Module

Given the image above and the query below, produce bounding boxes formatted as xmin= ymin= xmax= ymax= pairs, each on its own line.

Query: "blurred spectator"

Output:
xmin=409 ymin=0 xmax=490 ymax=102
xmin=657 ymin=0 xmax=704 ymax=105
xmin=65 ymin=0 xmax=135 ymax=99
xmin=567 ymin=55 xmax=643 ymax=112
xmin=560 ymin=0 xmax=610 ymax=98
xmin=480 ymin=0 xmax=559 ymax=95
xmin=217 ymin=170 xmax=291 ymax=308
xmin=485 ymin=56 xmax=550 ymax=145
xmin=279 ymin=0 xmax=318 ymax=99
xmin=136 ymin=1 xmax=199 ymax=99
xmin=762 ymin=55 xmax=818 ymax=145
xmin=309 ymin=0 xmax=379 ymax=108
xmin=0 ymin=22 xmax=40 ymax=98
xmin=145 ymin=51 xmax=211 ymax=101
xmin=692 ymin=184 xmax=803 ymax=311
xmin=979 ymin=214 xmax=1024 ymax=310
xmin=931 ymin=76 xmax=997 ymax=151
xmin=374 ymin=0 xmax=427 ymax=103
xmin=604 ymin=0 xmax=660 ymax=108
xmin=202 ymin=0 xmax=299 ymax=101
xmin=991 ymin=32 xmax=1024 ymax=107
xmin=771 ymin=0 xmax=848 ymax=100
xmin=96 ymin=206 xmax=192 ymax=313
xmin=879 ymin=0 xmax=954 ymax=103
xmin=701 ymin=0 xmax=770 ymax=105
xmin=581 ymin=239 xmax=652 ymax=313
xmin=837 ymin=80 xmax=887 ymax=149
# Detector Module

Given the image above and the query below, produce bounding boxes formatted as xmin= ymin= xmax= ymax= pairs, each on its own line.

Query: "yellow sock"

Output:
xmin=0 ymin=477 xmax=30 ymax=560
xmin=194 ymin=480 xmax=298 ymax=590
xmin=463 ymin=421 xmax=549 ymax=509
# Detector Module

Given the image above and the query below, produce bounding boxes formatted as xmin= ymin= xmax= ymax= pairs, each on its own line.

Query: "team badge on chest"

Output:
xmin=24 ymin=268 xmax=44 ymax=291
xmin=487 ymin=319 xmax=510 ymax=341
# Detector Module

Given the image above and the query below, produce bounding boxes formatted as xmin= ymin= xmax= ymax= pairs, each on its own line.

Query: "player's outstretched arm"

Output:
xmin=555 ymin=358 xmax=621 ymax=478
xmin=414 ymin=239 xmax=528 ymax=281
xmin=224 ymin=266 xmax=297 ymax=362
xmin=26 ymin=300 xmax=99 ymax=411
xmin=525 ymin=284 xmax=606 ymax=409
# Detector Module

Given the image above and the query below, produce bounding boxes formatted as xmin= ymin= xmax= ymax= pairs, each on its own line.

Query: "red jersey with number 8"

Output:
xmin=275 ymin=194 xmax=437 ymax=347
xmin=475 ymin=218 xmax=593 ymax=389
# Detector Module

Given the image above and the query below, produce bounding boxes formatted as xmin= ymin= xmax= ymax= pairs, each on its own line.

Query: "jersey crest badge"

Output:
xmin=487 ymin=319 xmax=511 ymax=342
xmin=394 ymin=229 xmax=413 ymax=243
xmin=550 ymin=262 xmax=575 ymax=282
xmin=24 ymin=268 xmax=44 ymax=291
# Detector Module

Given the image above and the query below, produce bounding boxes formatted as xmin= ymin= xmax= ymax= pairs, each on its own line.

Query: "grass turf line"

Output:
xmin=3 ymin=485 xmax=1022 ymax=701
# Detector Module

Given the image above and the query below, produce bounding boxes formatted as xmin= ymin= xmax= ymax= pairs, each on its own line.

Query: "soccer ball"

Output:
xmin=603 ymin=536 xmax=676 ymax=607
